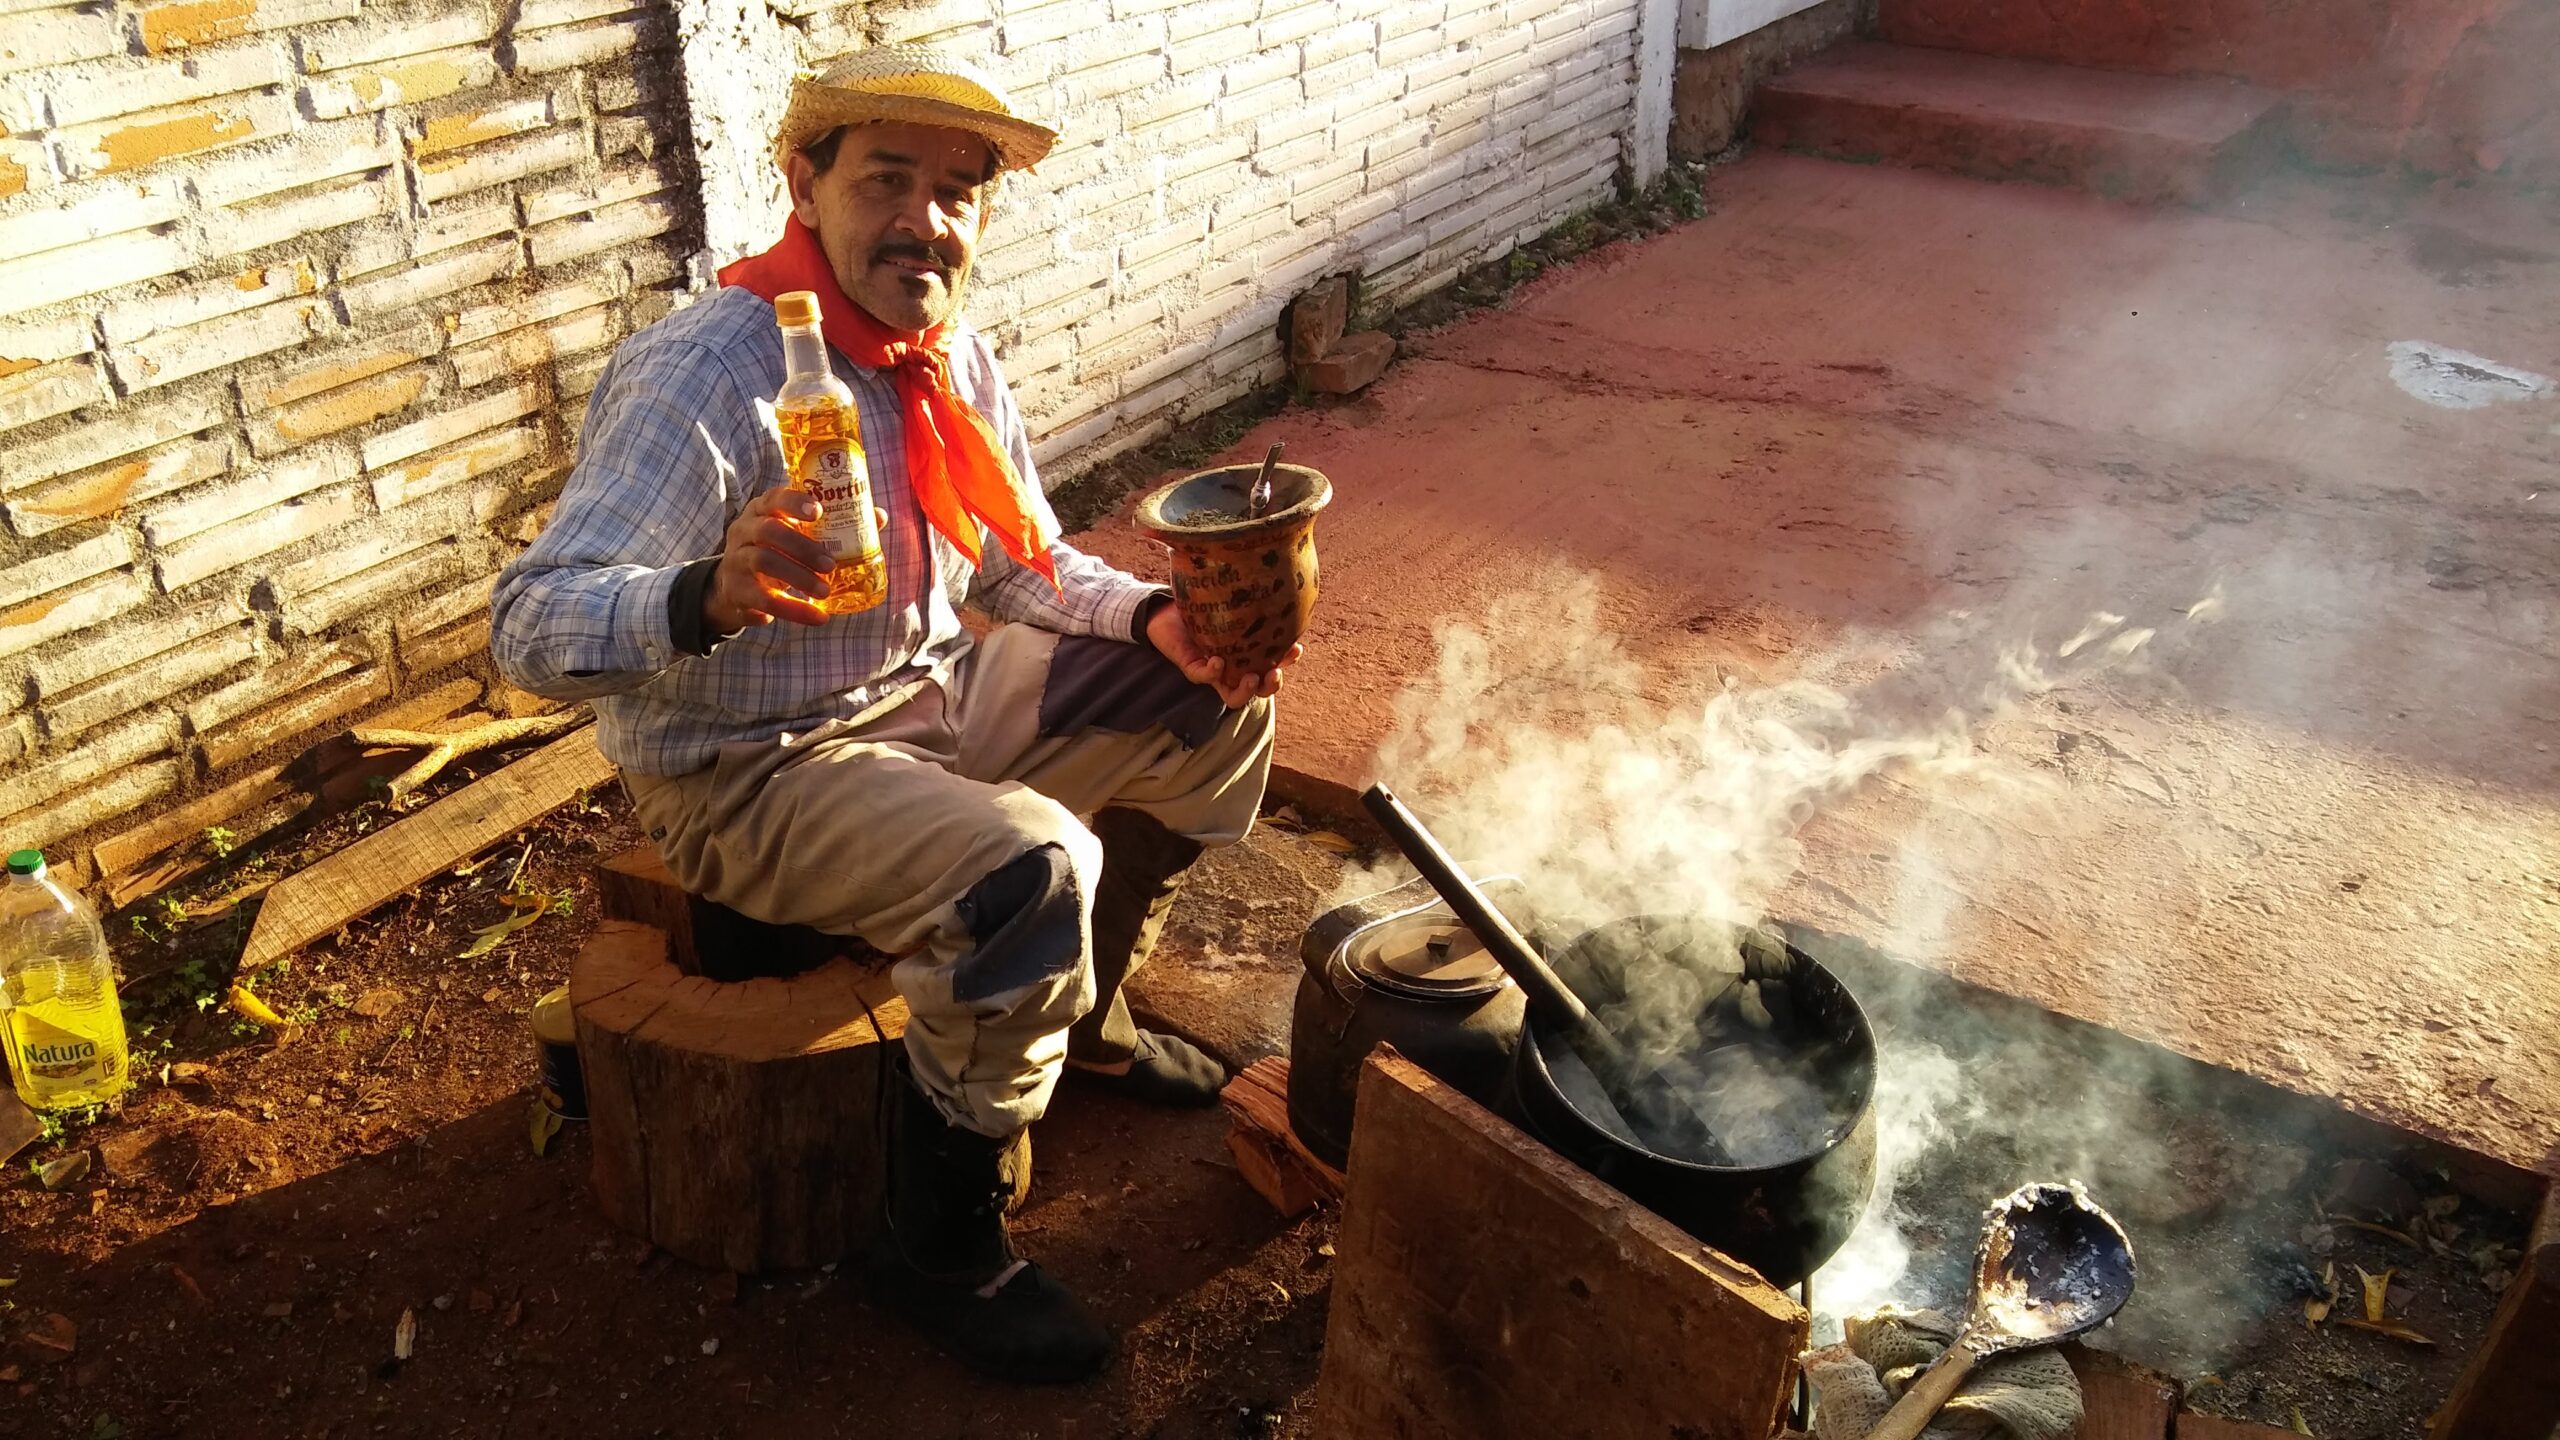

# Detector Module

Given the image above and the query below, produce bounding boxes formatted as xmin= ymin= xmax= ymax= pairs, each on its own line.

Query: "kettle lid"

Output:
xmin=1347 ymin=917 xmax=1509 ymax=1000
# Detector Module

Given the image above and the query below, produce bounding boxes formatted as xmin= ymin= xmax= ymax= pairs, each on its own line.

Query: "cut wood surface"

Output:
xmin=594 ymin=847 xmax=701 ymax=967
xmin=2175 ymin=1413 xmax=2319 ymax=1440
xmin=592 ymin=844 xmax=863 ymax=980
xmin=2066 ymin=1346 xmax=2179 ymax=1440
xmin=573 ymin=920 xmax=907 ymax=1273
xmin=2430 ymin=1178 xmax=2560 ymax=1440
xmin=1219 ymin=1056 xmax=1344 ymax=1218
xmin=238 ymin=725 xmax=613 ymax=971
xmin=1316 ymin=1047 xmax=1806 ymax=1440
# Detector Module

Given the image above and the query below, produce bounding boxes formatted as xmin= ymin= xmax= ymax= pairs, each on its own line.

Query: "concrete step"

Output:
xmin=1751 ymin=41 xmax=2282 ymax=206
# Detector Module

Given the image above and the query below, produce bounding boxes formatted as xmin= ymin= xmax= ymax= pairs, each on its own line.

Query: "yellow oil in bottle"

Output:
xmin=778 ymin=396 xmax=889 ymax=615
xmin=2 ymin=848 xmax=128 ymax=1111
xmin=771 ymin=289 xmax=887 ymax=616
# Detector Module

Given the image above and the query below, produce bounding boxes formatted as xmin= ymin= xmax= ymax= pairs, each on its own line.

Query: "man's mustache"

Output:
xmin=872 ymin=242 xmax=953 ymax=278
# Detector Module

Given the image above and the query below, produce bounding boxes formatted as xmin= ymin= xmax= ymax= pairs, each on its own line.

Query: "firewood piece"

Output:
xmin=350 ymin=710 xmax=582 ymax=802
xmin=1316 ymin=1048 xmax=1806 ymax=1439
xmin=2430 ymin=1178 xmax=2560 ymax=1440
xmin=572 ymin=921 xmax=906 ymax=1273
xmin=1218 ymin=1057 xmax=1344 ymax=1216
xmin=237 ymin=726 xmax=613 ymax=972
xmin=2066 ymin=1346 xmax=2179 ymax=1440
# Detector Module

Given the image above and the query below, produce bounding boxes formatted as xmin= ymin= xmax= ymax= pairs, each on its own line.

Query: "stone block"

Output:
xmin=196 ymin=174 xmax=393 ymax=259
xmin=267 ymin=490 xmax=471 ymax=595
xmin=190 ymin=116 xmax=396 ymax=209
xmin=297 ymin=7 xmax=496 ymax=71
xmin=0 ymin=313 xmax=95 ymax=372
xmin=141 ymin=451 xmax=346 ymax=547
xmin=1296 ymin=327 xmax=1393 ymax=394
xmin=198 ymin=663 xmax=391 ymax=770
xmin=100 ymin=258 xmax=319 ymax=346
xmin=41 ymin=626 xmax=257 ymax=738
xmin=3 ymin=759 xmax=186 ymax=852
xmin=0 ymin=572 xmax=151 ymax=662
xmin=241 ymin=326 xmax=438 ymax=411
xmin=414 ymin=126 xmax=587 ymax=203
xmin=26 ymin=594 xmax=243 ymax=697
xmin=392 ymin=572 xmax=496 ymax=646
xmin=0 ymin=357 xmax=106 ymax=433
xmin=0 ymin=713 xmax=176 ymax=820
xmin=336 ymin=237 xmax=522 ymax=317
xmin=301 ymin=45 xmax=499 ymax=118
xmin=42 ymin=46 xmax=291 ymax=131
xmin=1288 ymin=275 xmax=1350 ymax=363
xmin=521 ymin=162 xmax=669 ymax=227
xmin=283 ymin=541 xmax=463 ymax=635
xmin=0 ymin=138 xmax=48 ymax=200
xmin=58 ymin=93 xmax=297 ymax=179
xmin=401 ymin=614 xmax=492 ymax=675
xmin=518 ymin=0 xmax=640 ymax=31
xmin=250 ymin=365 xmax=435 ymax=456
xmin=369 ymin=424 xmax=539 ymax=509
xmin=114 ymin=296 xmax=328 ymax=391
xmin=510 ymin=18 xmax=644 ymax=75
xmin=0 ymin=228 xmax=195 ymax=322
xmin=527 ymin=194 xmax=679 ymax=268
xmin=0 ymin=7 xmax=121 ymax=76
xmin=362 ymin=379 xmax=543 ymax=471
xmin=154 ymin=490 xmax=363 ymax=592
xmin=415 ymin=94 xmax=558 ymax=157
xmin=0 ymin=532 xmax=136 ymax=612
xmin=184 ymin=637 xmax=366 ymax=734
xmin=9 ymin=437 xmax=232 ymax=539
xmin=134 ymin=0 xmax=358 ymax=54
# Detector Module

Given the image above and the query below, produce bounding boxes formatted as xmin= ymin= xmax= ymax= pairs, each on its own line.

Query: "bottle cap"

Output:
xmin=6 ymin=849 xmax=43 ymax=876
xmin=773 ymin=290 xmax=822 ymax=328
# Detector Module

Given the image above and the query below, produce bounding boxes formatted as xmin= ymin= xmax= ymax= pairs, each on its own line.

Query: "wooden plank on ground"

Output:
xmin=1316 ymin=1047 xmax=1806 ymax=1440
xmin=2177 ymin=1413 xmax=2318 ymax=1440
xmin=2067 ymin=1345 xmax=2179 ymax=1440
xmin=237 ymin=725 xmax=613 ymax=971
xmin=2430 ymin=1176 xmax=2560 ymax=1440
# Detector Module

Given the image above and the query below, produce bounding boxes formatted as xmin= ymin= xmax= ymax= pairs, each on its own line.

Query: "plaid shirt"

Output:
xmin=491 ymin=285 xmax=1160 ymax=777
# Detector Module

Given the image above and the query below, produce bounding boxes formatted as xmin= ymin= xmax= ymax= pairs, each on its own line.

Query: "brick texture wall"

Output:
xmin=0 ymin=0 xmax=1671 ymax=887
xmin=0 ymin=0 xmax=696 ymax=880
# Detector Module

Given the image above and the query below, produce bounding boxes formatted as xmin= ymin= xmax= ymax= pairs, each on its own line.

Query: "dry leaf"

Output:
xmin=228 ymin=985 xmax=290 ymax=1031
xmin=462 ymin=892 xmax=553 ymax=959
xmin=529 ymin=1102 xmax=564 ymax=1157
xmin=169 ymin=1267 xmax=206 ymax=1304
xmin=2356 ymin=1265 xmax=2394 ymax=1323
xmin=2337 ymin=1219 xmax=2418 ymax=1248
xmin=393 ymin=1307 xmax=417 ymax=1361
xmin=2291 ymin=1407 xmax=2312 ymax=1435
xmin=2302 ymin=1295 xmax=2331 ymax=1326
xmin=1301 ymin=830 xmax=1358 ymax=855
xmin=0 ymin=1276 xmax=16 ymax=1288
xmin=2339 ymin=1315 xmax=2436 ymax=1346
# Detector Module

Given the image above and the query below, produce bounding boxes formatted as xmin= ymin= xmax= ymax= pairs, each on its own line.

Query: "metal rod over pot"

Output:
xmin=1360 ymin=783 xmax=1729 ymax=1160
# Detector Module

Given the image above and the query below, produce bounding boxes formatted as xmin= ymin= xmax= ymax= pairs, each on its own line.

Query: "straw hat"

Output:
xmin=774 ymin=44 xmax=1059 ymax=175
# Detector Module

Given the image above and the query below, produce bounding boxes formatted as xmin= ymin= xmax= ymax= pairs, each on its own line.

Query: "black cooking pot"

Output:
xmin=1507 ymin=915 xmax=1877 ymax=1288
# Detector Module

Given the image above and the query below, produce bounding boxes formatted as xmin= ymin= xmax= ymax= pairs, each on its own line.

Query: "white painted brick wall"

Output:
xmin=0 ymin=0 xmax=1675 ymax=879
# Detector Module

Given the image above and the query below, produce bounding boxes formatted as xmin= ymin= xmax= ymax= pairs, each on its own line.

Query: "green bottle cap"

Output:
xmin=6 ymin=849 xmax=42 ymax=876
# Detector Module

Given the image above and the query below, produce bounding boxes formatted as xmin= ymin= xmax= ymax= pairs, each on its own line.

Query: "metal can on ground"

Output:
xmin=532 ymin=984 xmax=585 ymax=1119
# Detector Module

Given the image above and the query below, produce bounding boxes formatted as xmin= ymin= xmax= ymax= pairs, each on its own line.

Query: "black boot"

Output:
xmin=1065 ymin=808 xmax=1226 ymax=1105
xmin=868 ymin=1068 xmax=1113 ymax=1383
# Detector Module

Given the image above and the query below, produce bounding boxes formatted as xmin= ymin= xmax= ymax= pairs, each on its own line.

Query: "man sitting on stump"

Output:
xmin=490 ymin=46 xmax=1292 ymax=1383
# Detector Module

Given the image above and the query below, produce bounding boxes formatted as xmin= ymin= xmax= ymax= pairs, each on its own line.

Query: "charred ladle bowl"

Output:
xmin=1863 ymin=1181 xmax=2137 ymax=1440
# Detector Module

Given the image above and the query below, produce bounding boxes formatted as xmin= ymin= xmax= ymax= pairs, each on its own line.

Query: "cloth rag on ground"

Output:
xmin=1802 ymin=1307 xmax=2082 ymax=1440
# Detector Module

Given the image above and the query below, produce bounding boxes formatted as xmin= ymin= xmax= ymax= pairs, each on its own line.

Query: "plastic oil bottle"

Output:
xmin=0 ymin=848 xmax=128 ymax=1110
xmin=772 ymin=289 xmax=888 ymax=614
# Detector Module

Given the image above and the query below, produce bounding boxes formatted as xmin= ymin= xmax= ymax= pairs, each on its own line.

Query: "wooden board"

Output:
xmin=1316 ymin=1048 xmax=1807 ymax=1440
xmin=2176 ymin=1413 xmax=2315 ymax=1440
xmin=572 ymin=920 xmax=907 ymax=1273
xmin=238 ymin=725 xmax=613 ymax=971
xmin=2067 ymin=1345 xmax=2180 ymax=1440
xmin=2431 ymin=1177 xmax=2560 ymax=1440
xmin=1219 ymin=1056 xmax=1345 ymax=1217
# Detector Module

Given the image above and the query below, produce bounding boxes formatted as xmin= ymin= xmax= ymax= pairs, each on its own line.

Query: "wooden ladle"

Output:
xmin=1865 ymin=1181 xmax=2137 ymax=1440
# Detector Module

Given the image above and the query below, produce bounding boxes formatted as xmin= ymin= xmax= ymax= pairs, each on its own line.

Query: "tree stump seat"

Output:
xmin=593 ymin=845 xmax=895 ymax=982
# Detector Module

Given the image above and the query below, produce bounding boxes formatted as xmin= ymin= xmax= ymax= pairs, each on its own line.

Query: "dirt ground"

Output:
xmin=0 ymin=777 xmax=1354 ymax=1440
xmin=1078 ymin=153 xmax=2560 ymax=1181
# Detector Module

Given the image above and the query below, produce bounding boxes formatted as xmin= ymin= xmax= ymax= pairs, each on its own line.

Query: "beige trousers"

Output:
xmin=624 ymin=624 xmax=1274 ymax=1138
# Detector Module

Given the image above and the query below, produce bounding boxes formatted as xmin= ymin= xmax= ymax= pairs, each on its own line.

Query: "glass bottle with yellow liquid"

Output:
xmin=772 ymin=290 xmax=887 ymax=615
xmin=1 ymin=848 xmax=128 ymax=1110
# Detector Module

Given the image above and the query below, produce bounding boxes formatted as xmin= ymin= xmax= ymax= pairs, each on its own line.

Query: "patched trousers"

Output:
xmin=623 ymin=624 xmax=1274 ymax=1138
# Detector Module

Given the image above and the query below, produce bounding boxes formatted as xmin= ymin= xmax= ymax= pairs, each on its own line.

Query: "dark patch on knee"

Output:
xmin=1038 ymin=634 xmax=1226 ymax=748
xmin=950 ymin=843 xmax=1084 ymax=1003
